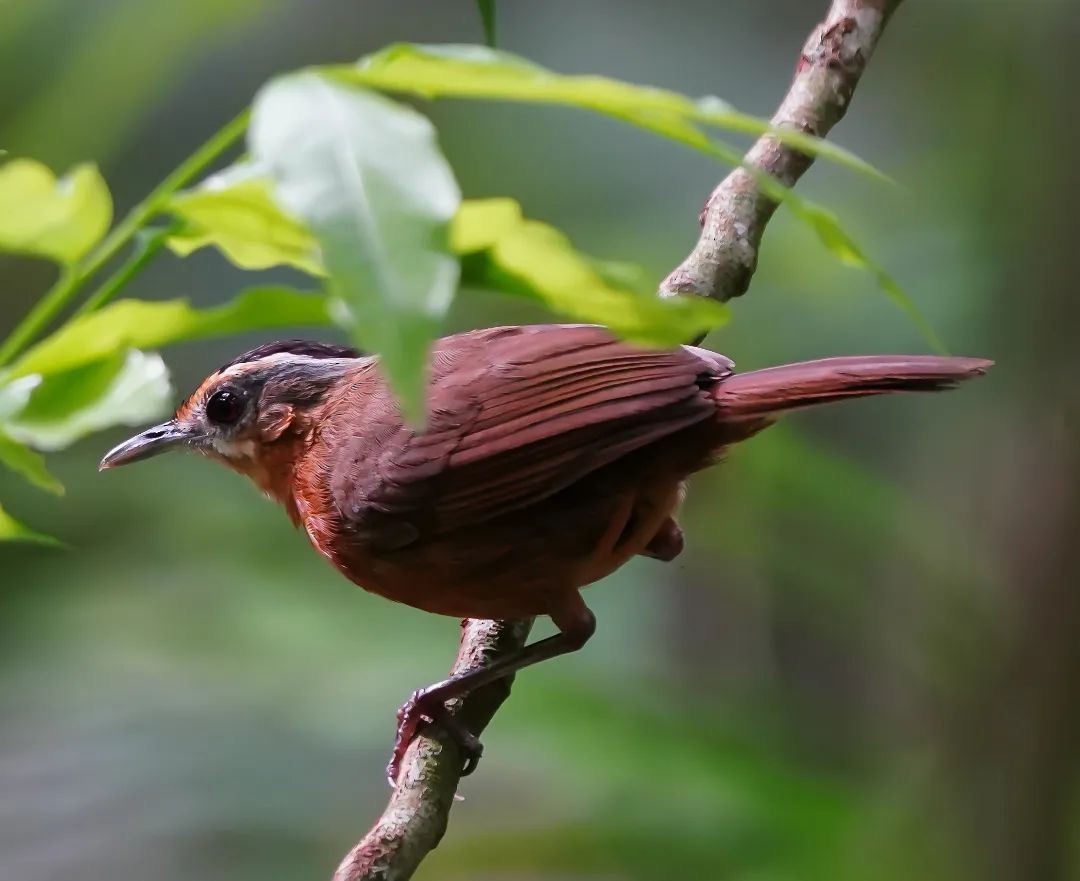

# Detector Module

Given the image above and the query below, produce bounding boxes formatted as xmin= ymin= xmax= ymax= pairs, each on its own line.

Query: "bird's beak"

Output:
xmin=98 ymin=420 xmax=196 ymax=471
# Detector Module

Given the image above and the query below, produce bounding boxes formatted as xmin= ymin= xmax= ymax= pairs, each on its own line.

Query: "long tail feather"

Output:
xmin=713 ymin=355 xmax=992 ymax=419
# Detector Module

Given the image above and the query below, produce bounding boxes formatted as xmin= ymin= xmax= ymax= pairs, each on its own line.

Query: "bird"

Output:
xmin=99 ymin=324 xmax=991 ymax=781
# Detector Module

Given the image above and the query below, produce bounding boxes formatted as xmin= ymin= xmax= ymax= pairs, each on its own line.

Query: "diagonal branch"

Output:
xmin=661 ymin=0 xmax=904 ymax=304
xmin=333 ymin=2 xmax=904 ymax=879
xmin=333 ymin=618 xmax=533 ymax=881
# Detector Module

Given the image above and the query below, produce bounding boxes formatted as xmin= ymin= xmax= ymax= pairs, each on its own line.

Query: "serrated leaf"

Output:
xmin=249 ymin=71 xmax=461 ymax=424
xmin=5 ymin=350 xmax=172 ymax=451
xmin=10 ymin=287 xmax=332 ymax=378
xmin=0 ymin=502 xmax=60 ymax=545
xmin=336 ymin=43 xmax=885 ymax=181
xmin=462 ymin=213 xmax=728 ymax=345
xmin=167 ymin=163 xmax=323 ymax=275
xmin=0 ymin=432 xmax=64 ymax=494
xmin=0 ymin=159 xmax=112 ymax=263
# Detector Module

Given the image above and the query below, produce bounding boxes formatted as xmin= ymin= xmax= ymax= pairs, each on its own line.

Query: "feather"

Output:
xmin=328 ymin=325 xmax=731 ymax=546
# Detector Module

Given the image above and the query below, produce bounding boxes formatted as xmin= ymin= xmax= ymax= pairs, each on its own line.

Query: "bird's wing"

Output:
xmin=330 ymin=325 xmax=730 ymax=548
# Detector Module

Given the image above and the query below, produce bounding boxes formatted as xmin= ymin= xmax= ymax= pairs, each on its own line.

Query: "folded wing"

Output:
xmin=331 ymin=325 xmax=731 ymax=548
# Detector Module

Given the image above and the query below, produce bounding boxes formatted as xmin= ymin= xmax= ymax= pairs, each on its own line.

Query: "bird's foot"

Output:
xmin=386 ymin=689 xmax=484 ymax=786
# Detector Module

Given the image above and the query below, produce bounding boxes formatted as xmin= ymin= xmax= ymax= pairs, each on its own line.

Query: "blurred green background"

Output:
xmin=2 ymin=1 xmax=1078 ymax=879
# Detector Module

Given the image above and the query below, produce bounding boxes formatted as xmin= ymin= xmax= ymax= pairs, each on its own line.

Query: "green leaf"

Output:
xmin=0 ymin=159 xmax=112 ymax=263
xmin=329 ymin=45 xmax=946 ymax=345
xmin=9 ymin=355 xmax=139 ymax=425
xmin=10 ymin=287 xmax=332 ymax=379
xmin=0 ymin=432 xmax=64 ymax=495
xmin=4 ymin=350 xmax=171 ymax=451
xmin=476 ymin=0 xmax=497 ymax=48
xmin=165 ymin=177 xmax=720 ymax=343
xmin=334 ymin=45 xmax=951 ymax=345
xmin=0 ymin=502 xmax=60 ymax=545
xmin=450 ymin=197 xmax=522 ymax=254
xmin=249 ymin=72 xmax=461 ymax=424
xmin=461 ymin=206 xmax=729 ymax=345
xmin=781 ymin=193 xmax=946 ymax=353
xmin=166 ymin=163 xmax=323 ymax=275
xmin=0 ymin=374 xmax=41 ymax=422
xmin=168 ymin=176 xmax=519 ymax=273
xmin=336 ymin=43 xmax=885 ymax=181
xmin=173 ymin=48 xmax=924 ymax=348
xmin=587 ymin=256 xmax=656 ymax=296
xmin=693 ymin=96 xmax=893 ymax=184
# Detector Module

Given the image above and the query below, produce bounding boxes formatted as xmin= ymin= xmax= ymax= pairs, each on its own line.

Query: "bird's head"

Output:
xmin=99 ymin=340 xmax=361 ymax=497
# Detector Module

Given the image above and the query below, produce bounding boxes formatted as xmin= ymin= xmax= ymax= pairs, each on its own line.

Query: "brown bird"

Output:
xmin=100 ymin=324 xmax=990 ymax=780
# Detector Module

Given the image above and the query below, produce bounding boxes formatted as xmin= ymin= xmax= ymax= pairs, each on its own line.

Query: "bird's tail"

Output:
xmin=713 ymin=355 xmax=992 ymax=419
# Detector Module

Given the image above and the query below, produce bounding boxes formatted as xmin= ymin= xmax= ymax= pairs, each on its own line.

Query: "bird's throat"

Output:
xmin=215 ymin=435 xmax=308 ymax=525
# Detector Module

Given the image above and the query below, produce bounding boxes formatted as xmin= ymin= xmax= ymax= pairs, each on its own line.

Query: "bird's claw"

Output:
xmin=387 ymin=689 xmax=429 ymax=785
xmin=386 ymin=690 xmax=484 ymax=787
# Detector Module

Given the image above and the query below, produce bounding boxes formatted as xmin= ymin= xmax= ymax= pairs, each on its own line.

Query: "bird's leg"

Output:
xmin=388 ymin=597 xmax=596 ymax=784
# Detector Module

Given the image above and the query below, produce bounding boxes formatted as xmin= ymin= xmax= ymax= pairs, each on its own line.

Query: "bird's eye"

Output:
xmin=205 ymin=388 xmax=246 ymax=425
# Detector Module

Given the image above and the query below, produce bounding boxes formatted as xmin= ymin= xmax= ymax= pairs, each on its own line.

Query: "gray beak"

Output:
xmin=98 ymin=420 xmax=196 ymax=470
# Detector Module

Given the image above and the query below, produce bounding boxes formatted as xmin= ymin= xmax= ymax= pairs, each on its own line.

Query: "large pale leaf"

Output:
xmin=4 ymin=350 xmax=171 ymax=450
xmin=0 ymin=432 xmax=64 ymax=494
xmin=10 ymin=287 xmax=332 ymax=378
xmin=0 ymin=502 xmax=59 ymax=545
xmin=336 ymin=43 xmax=884 ymax=181
xmin=249 ymin=71 xmax=461 ymax=424
xmin=0 ymin=159 xmax=112 ymax=263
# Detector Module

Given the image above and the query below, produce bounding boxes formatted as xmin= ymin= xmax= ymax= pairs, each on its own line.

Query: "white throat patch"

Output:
xmin=210 ymin=437 xmax=257 ymax=459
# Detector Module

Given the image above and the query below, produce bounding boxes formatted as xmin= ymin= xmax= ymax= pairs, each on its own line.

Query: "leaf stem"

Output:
xmin=73 ymin=220 xmax=185 ymax=317
xmin=477 ymin=0 xmax=497 ymax=47
xmin=0 ymin=109 xmax=250 ymax=366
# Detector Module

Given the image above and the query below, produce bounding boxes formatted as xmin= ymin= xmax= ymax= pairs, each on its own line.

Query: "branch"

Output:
xmin=333 ymin=2 xmax=903 ymax=878
xmin=333 ymin=618 xmax=534 ymax=881
xmin=661 ymin=0 xmax=904 ymax=304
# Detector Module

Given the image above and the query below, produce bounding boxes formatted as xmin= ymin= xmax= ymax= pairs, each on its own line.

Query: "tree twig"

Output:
xmin=661 ymin=0 xmax=903 ymax=304
xmin=333 ymin=2 xmax=904 ymax=878
xmin=333 ymin=618 xmax=533 ymax=881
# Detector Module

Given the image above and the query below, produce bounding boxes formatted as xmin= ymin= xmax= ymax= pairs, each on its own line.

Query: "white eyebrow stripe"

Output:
xmin=217 ymin=352 xmax=356 ymax=380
